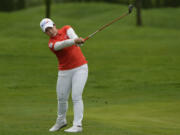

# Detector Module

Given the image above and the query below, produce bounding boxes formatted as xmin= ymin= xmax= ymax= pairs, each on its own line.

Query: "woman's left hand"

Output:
xmin=74 ymin=37 xmax=85 ymax=44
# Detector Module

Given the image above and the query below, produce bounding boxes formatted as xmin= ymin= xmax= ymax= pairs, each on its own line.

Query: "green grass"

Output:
xmin=0 ymin=2 xmax=180 ymax=135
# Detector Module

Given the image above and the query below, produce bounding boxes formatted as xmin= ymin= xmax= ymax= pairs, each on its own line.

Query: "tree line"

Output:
xmin=0 ymin=0 xmax=26 ymax=12
xmin=0 ymin=0 xmax=179 ymax=12
xmin=60 ymin=0 xmax=180 ymax=8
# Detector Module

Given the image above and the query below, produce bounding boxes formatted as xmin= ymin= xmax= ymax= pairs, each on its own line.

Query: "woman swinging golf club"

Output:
xmin=39 ymin=5 xmax=133 ymax=133
xmin=40 ymin=18 xmax=88 ymax=133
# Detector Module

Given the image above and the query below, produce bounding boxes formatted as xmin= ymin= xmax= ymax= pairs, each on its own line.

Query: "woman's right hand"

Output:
xmin=74 ymin=37 xmax=85 ymax=44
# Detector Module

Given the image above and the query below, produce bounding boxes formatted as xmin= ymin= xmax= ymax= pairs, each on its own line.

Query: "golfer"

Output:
xmin=40 ymin=18 xmax=88 ymax=133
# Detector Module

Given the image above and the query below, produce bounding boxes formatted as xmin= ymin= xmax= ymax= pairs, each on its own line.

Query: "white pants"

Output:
xmin=56 ymin=64 xmax=88 ymax=126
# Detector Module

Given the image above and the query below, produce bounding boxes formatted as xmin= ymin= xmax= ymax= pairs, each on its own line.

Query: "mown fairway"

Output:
xmin=0 ymin=3 xmax=180 ymax=135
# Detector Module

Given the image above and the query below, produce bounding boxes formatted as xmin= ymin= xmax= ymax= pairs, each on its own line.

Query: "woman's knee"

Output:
xmin=72 ymin=94 xmax=82 ymax=102
xmin=57 ymin=96 xmax=68 ymax=103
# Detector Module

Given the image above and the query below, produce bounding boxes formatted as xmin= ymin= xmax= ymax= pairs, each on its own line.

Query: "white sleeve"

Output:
xmin=53 ymin=27 xmax=82 ymax=51
xmin=67 ymin=28 xmax=83 ymax=47
xmin=67 ymin=28 xmax=78 ymax=39
xmin=54 ymin=39 xmax=75 ymax=51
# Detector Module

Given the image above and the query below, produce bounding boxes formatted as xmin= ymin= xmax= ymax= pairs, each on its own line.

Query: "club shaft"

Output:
xmin=84 ymin=12 xmax=129 ymax=41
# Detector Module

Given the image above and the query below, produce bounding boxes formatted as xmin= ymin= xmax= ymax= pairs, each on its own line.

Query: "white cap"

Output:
xmin=40 ymin=18 xmax=54 ymax=32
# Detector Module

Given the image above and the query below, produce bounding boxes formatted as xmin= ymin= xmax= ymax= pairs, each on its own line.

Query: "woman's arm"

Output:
xmin=53 ymin=28 xmax=83 ymax=51
xmin=67 ymin=28 xmax=78 ymax=39
xmin=53 ymin=39 xmax=75 ymax=51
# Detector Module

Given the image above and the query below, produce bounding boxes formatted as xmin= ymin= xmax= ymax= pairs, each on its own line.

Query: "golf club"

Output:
xmin=84 ymin=4 xmax=134 ymax=42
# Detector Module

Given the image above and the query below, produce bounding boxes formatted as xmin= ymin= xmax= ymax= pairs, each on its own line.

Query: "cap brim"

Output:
xmin=43 ymin=22 xmax=54 ymax=32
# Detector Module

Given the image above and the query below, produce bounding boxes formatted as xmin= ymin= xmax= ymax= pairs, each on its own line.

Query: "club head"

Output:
xmin=128 ymin=4 xmax=134 ymax=14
